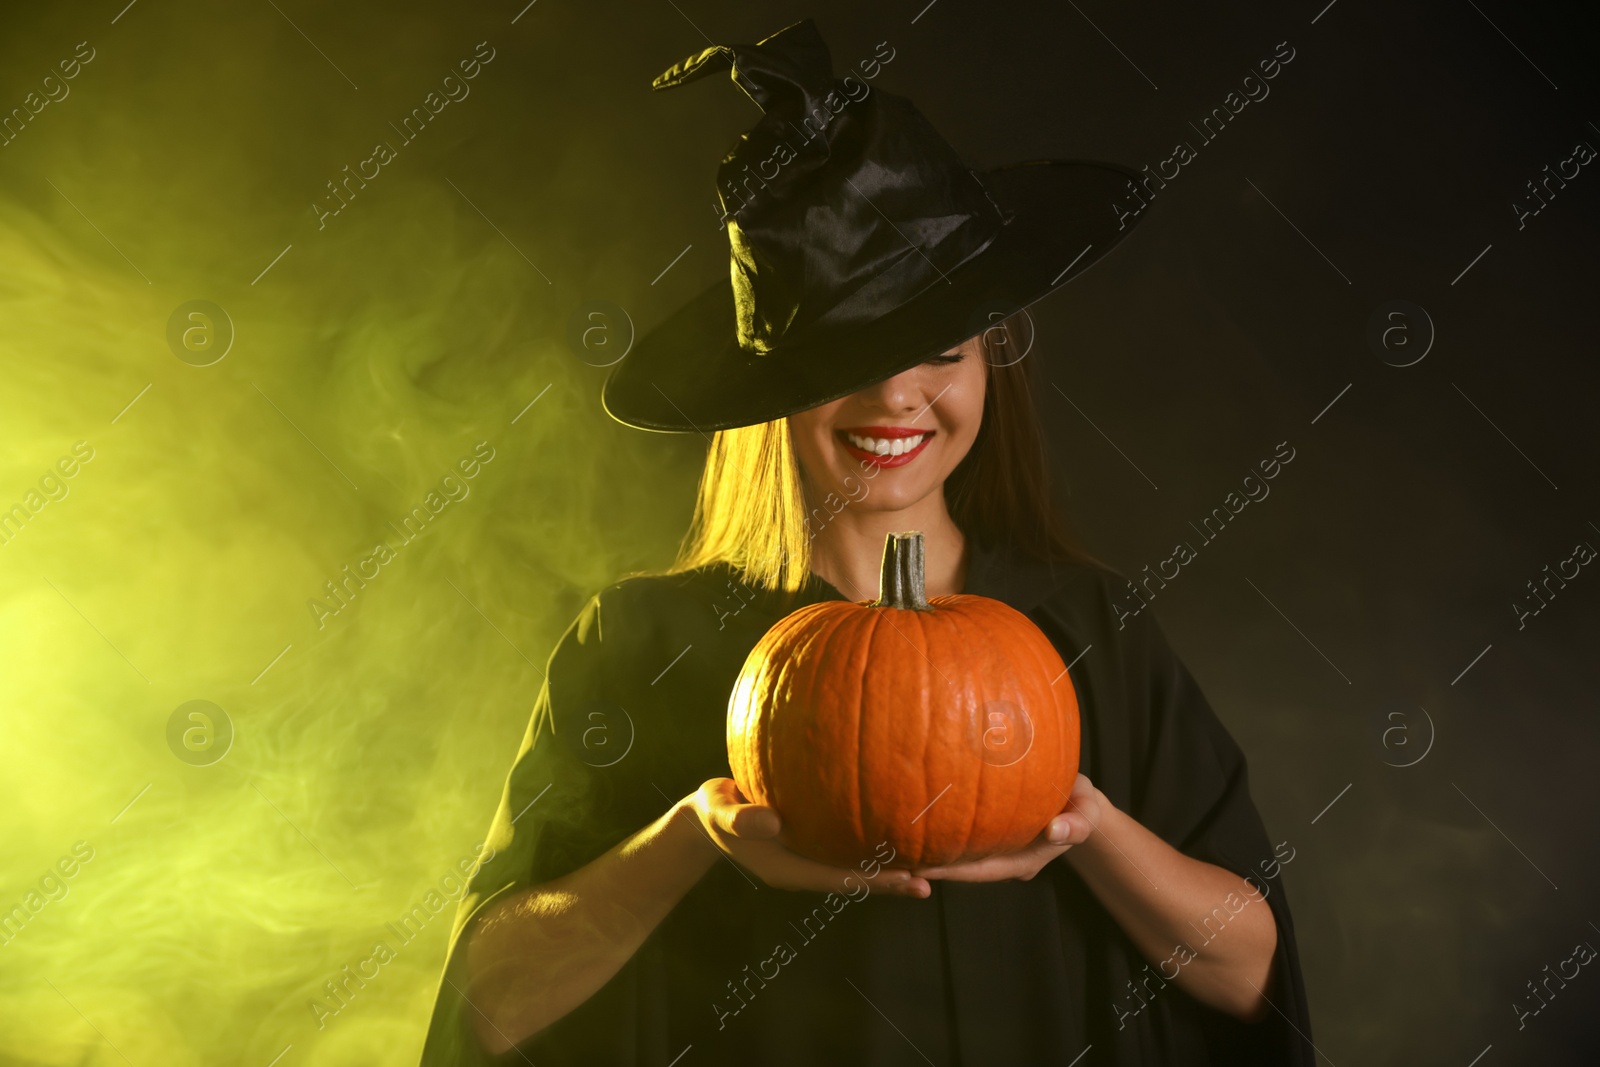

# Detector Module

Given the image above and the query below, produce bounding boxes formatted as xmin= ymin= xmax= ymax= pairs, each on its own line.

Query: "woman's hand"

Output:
xmin=687 ymin=777 xmax=931 ymax=898
xmin=909 ymin=773 xmax=1104 ymax=883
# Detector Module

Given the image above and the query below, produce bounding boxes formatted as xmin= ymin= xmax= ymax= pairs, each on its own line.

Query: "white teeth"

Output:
xmin=846 ymin=431 xmax=928 ymax=456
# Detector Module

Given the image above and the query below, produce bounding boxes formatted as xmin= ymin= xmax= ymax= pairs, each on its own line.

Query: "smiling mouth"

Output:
xmin=837 ymin=427 xmax=935 ymax=468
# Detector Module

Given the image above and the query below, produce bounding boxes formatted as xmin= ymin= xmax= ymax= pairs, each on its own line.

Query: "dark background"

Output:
xmin=1 ymin=1 xmax=1596 ymax=1064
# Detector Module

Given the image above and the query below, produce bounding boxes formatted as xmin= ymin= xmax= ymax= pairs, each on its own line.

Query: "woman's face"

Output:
xmin=787 ymin=331 xmax=988 ymax=512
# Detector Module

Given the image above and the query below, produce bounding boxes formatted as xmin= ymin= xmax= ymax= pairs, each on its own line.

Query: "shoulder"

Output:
xmin=593 ymin=565 xmax=717 ymax=616
xmin=599 ymin=562 xmax=740 ymax=618
xmin=993 ymin=549 xmax=1179 ymax=675
xmin=979 ymin=542 xmax=1130 ymax=620
xmin=539 ymin=565 xmax=734 ymax=715
xmin=558 ymin=564 xmax=733 ymax=658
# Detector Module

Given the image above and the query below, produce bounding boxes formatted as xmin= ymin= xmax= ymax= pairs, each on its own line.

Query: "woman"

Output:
xmin=419 ymin=18 xmax=1312 ymax=1065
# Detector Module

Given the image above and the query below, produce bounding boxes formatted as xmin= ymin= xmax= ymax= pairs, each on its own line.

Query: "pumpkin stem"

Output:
xmin=872 ymin=531 xmax=932 ymax=611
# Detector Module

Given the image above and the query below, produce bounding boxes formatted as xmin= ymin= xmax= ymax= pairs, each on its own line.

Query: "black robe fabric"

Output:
xmin=417 ymin=540 xmax=1315 ymax=1065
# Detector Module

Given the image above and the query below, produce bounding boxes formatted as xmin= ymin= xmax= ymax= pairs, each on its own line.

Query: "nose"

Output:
xmin=852 ymin=364 xmax=926 ymax=413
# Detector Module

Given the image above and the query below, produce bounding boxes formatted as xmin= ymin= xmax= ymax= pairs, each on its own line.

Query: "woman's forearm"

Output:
xmin=1063 ymin=802 xmax=1278 ymax=1021
xmin=464 ymin=799 xmax=716 ymax=1054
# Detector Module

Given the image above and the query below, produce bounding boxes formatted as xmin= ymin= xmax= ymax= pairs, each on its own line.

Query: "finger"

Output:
xmin=1063 ymin=776 xmax=1104 ymax=829
xmin=1045 ymin=811 xmax=1093 ymax=847
xmin=700 ymin=779 xmax=781 ymax=839
xmin=769 ymin=854 xmax=927 ymax=896
xmin=727 ymin=804 xmax=781 ymax=839
xmin=1053 ymin=775 xmax=1092 ymax=813
xmin=912 ymin=856 xmax=1023 ymax=882
xmin=747 ymin=844 xmax=927 ymax=896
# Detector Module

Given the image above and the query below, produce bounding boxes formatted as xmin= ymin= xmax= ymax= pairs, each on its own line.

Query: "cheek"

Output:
xmin=788 ymin=412 xmax=841 ymax=478
xmin=941 ymin=372 xmax=987 ymax=447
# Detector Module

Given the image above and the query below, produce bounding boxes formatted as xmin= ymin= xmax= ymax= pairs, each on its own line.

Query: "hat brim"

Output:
xmin=602 ymin=159 xmax=1142 ymax=433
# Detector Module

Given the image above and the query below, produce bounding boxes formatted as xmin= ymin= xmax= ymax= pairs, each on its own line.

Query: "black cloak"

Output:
xmin=418 ymin=539 xmax=1315 ymax=1065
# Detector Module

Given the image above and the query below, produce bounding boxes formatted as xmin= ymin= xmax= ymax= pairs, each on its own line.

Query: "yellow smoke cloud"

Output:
xmin=0 ymin=5 xmax=696 ymax=1060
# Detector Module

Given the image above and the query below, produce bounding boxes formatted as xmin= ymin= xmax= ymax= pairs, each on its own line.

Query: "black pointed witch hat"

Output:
xmin=602 ymin=18 xmax=1144 ymax=433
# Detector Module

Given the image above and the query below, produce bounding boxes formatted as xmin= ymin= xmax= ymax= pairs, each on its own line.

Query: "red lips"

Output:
xmin=838 ymin=426 xmax=935 ymax=469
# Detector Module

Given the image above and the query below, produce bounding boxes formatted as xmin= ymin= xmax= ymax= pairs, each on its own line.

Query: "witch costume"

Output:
xmin=418 ymin=17 xmax=1314 ymax=1066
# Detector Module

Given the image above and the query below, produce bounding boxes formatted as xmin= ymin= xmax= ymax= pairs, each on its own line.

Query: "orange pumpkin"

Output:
xmin=727 ymin=530 xmax=1081 ymax=868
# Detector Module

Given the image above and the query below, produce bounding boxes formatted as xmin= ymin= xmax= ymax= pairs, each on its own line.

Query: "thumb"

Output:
xmin=728 ymin=804 xmax=781 ymax=839
xmin=701 ymin=778 xmax=781 ymax=839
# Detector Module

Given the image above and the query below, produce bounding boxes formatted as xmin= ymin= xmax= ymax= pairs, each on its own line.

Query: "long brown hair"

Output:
xmin=663 ymin=311 xmax=1106 ymax=594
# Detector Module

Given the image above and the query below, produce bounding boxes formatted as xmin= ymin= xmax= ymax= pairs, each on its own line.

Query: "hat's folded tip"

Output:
xmin=650 ymin=44 xmax=731 ymax=92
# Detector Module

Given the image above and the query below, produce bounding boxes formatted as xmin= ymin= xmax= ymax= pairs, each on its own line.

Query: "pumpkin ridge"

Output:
xmin=803 ymin=608 xmax=844 ymax=861
xmin=915 ymin=602 xmax=939 ymax=864
xmin=871 ymin=602 xmax=926 ymax=863
xmin=981 ymin=604 xmax=1019 ymax=855
xmin=1008 ymin=606 xmax=1052 ymax=850
xmin=768 ymin=610 xmax=822 ymax=829
xmin=852 ymin=609 xmax=873 ymax=862
xmin=753 ymin=615 xmax=791 ymax=819
xmin=928 ymin=604 xmax=972 ymax=863
xmin=966 ymin=601 xmax=1056 ymax=857
xmin=979 ymin=617 xmax=1004 ymax=857
xmin=845 ymin=607 xmax=873 ymax=860
xmin=1038 ymin=612 xmax=1078 ymax=837
xmin=759 ymin=609 xmax=811 ymax=812
xmin=867 ymin=603 xmax=905 ymax=862
xmin=1040 ymin=611 xmax=1074 ymax=826
xmin=988 ymin=610 xmax=1011 ymax=859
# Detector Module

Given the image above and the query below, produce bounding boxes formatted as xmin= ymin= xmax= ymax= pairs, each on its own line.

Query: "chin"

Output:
xmin=861 ymin=480 xmax=932 ymax=509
